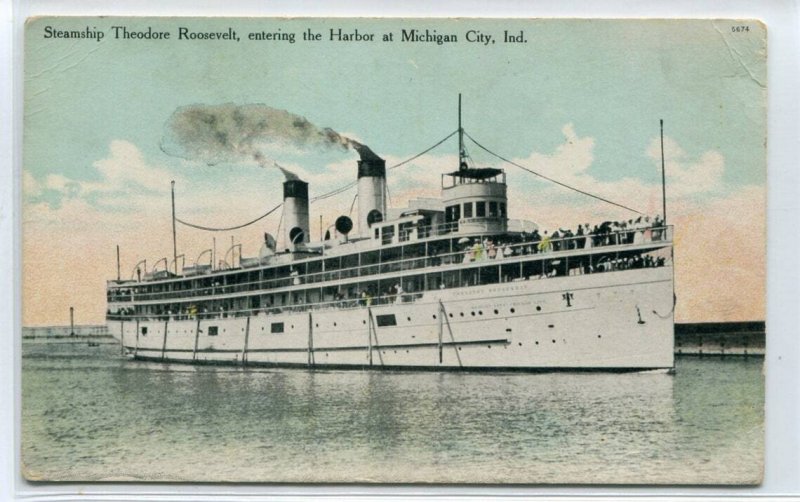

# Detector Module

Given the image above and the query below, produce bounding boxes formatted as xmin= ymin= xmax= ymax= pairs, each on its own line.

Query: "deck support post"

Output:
xmin=120 ymin=320 xmax=125 ymax=356
xmin=367 ymin=307 xmax=373 ymax=367
xmin=192 ymin=316 xmax=201 ymax=361
xmin=134 ymin=319 xmax=140 ymax=358
xmin=161 ymin=318 xmax=169 ymax=361
xmin=242 ymin=315 xmax=251 ymax=366
xmin=307 ymin=311 xmax=315 ymax=368
xmin=439 ymin=300 xmax=463 ymax=368
xmin=437 ymin=303 xmax=444 ymax=364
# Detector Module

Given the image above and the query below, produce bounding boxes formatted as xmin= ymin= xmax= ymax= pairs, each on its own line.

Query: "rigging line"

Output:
xmin=175 ymin=203 xmax=283 ymax=232
xmin=464 ymin=131 xmax=644 ymax=215
xmin=176 ymin=130 xmax=459 ymax=232
xmin=310 ymin=129 xmax=458 ymax=203
xmin=388 ymin=129 xmax=459 ymax=170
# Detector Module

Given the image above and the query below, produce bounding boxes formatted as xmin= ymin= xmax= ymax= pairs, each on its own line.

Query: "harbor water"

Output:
xmin=21 ymin=340 xmax=764 ymax=484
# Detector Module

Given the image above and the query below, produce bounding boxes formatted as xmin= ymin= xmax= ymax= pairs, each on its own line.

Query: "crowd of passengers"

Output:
xmin=460 ymin=215 xmax=666 ymax=263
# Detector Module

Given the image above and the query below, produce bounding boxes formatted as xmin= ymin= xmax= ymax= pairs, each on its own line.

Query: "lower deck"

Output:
xmin=110 ymin=267 xmax=675 ymax=371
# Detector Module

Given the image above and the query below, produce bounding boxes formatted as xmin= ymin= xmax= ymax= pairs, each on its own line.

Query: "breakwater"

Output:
xmin=22 ymin=325 xmax=112 ymax=341
xmin=22 ymin=322 xmax=766 ymax=355
xmin=675 ymin=321 xmax=765 ymax=356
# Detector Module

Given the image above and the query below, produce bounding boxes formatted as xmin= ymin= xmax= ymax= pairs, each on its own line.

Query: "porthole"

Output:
xmin=487 ymin=345 xmax=491 ymax=349
xmin=518 ymin=342 xmax=522 ymax=346
xmin=458 ymin=347 xmax=462 ymax=351
xmin=510 ymin=308 xmax=516 ymax=314
xmin=493 ymin=309 xmax=499 ymax=315
xmin=406 ymin=350 xmax=409 ymax=353
xmin=407 ymin=317 xmax=411 ymax=322
xmin=363 ymin=320 xmax=367 ymax=324
xmin=548 ymin=324 xmax=554 ymax=328
xmin=432 ymin=314 xmax=437 ymax=320
xmin=535 ymin=341 xmax=539 ymax=345
xmin=471 ymin=312 xmax=475 ymax=316
xmin=315 ymin=323 xmax=319 ymax=327
xmin=291 ymin=325 xmax=294 ymax=329
xmin=597 ymin=334 xmax=602 ymax=338
xmin=552 ymin=339 xmax=556 ymax=343
xmin=536 ymin=306 xmax=542 ymax=312
xmin=449 ymin=313 xmax=453 ymax=318
xmin=460 ymin=312 xmax=465 ymax=317
xmin=333 ymin=322 xmax=337 ymax=327
xmin=478 ymin=310 xmax=483 ymax=315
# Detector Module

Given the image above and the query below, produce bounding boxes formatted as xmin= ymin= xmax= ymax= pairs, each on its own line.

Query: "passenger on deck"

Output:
xmin=576 ymin=225 xmax=586 ymax=249
xmin=538 ymin=231 xmax=552 ymax=253
xmin=530 ymin=229 xmax=541 ymax=254
xmin=551 ymin=230 xmax=561 ymax=251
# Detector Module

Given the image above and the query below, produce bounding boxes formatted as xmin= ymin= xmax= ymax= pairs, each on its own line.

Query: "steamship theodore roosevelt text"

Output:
xmin=106 ymin=107 xmax=676 ymax=372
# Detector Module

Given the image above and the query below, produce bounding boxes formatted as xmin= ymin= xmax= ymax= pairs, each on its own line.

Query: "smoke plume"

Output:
xmin=160 ymin=103 xmax=381 ymax=177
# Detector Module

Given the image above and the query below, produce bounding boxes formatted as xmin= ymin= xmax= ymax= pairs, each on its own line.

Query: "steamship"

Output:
xmin=106 ymin=109 xmax=675 ymax=372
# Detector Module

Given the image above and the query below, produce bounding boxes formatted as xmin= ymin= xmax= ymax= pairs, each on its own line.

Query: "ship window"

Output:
xmin=500 ymin=203 xmax=507 ymax=217
xmin=141 ymin=326 xmax=148 ymax=335
xmin=476 ymin=201 xmax=486 ymax=217
xmin=463 ymin=202 xmax=473 ymax=218
xmin=375 ymin=314 xmax=397 ymax=327
xmin=489 ymin=201 xmax=498 ymax=217
xmin=374 ymin=228 xmax=380 ymax=239
xmin=271 ymin=322 xmax=284 ymax=334
xmin=208 ymin=326 xmax=219 ymax=336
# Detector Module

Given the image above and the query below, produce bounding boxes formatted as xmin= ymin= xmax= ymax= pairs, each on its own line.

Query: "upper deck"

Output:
xmin=107 ymin=224 xmax=673 ymax=321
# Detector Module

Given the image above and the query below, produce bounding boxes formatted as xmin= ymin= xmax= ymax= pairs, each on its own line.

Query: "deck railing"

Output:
xmin=108 ymin=226 xmax=673 ymax=305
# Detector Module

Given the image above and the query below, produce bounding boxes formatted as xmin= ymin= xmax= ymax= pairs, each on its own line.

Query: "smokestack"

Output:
xmin=283 ymin=179 xmax=310 ymax=248
xmin=357 ymin=157 xmax=387 ymax=235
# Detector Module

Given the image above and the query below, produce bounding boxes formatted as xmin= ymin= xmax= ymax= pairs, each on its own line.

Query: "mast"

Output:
xmin=458 ymin=93 xmax=465 ymax=170
xmin=660 ymin=119 xmax=667 ymax=224
xmin=171 ymin=180 xmax=178 ymax=275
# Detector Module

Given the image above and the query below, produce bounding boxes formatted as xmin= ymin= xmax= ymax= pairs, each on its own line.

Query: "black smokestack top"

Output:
xmin=357 ymin=157 xmax=386 ymax=178
xmin=160 ymin=102 xmax=378 ymax=166
xmin=283 ymin=179 xmax=309 ymax=200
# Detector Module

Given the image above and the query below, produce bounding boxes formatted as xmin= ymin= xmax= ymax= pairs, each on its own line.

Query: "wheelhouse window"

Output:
xmin=445 ymin=204 xmax=460 ymax=223
xmin=489 ymin=201 xmax=498 ymax=217
xmin=381 ymin=225 xmax=395 ymax=245
xmin=463 ymin=202 xmax=473 ymax=218
xmin=270 ymin=322 xmax=284 ymax=334
xmin=476 ymin=201 xmax=486 ymax=217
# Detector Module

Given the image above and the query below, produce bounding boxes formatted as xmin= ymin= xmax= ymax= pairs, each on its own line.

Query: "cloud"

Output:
xmin=647 ymin=137 xmax=725 ymax=195
xmin=22 ymin=133 xmax=764 ymax=325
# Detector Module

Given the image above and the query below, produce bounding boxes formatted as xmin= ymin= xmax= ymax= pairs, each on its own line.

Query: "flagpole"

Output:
xmin=660 ymin=119 xmax=667 ymax=224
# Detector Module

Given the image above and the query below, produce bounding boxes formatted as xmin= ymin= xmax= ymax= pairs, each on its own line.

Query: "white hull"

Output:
xmin=109 ymin=267 xmax=674 ymax=371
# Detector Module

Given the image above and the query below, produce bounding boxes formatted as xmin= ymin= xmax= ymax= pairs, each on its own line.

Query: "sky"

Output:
xmin=22 ymin=17 xmax=767 ymax=326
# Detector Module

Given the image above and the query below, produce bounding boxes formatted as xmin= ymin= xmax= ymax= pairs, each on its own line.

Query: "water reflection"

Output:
xmin=22 ymin=342 xmax=762 ymax=483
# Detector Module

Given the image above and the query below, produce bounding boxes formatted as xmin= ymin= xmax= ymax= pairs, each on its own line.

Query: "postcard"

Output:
xmin=21 ymin=17 xmax=766 ymax=484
